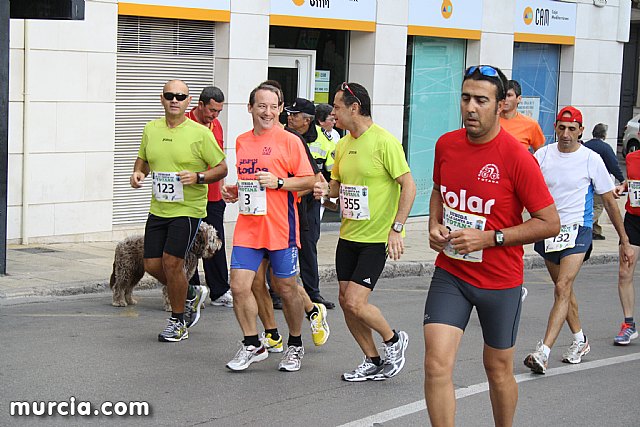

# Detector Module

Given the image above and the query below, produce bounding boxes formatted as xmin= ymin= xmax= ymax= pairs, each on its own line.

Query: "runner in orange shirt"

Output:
xmin=499 ymin=80 xmax=545 ymax=152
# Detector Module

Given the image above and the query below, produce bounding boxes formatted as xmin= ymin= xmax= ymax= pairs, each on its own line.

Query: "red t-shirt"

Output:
xmin=186 ymin=109 xmax=224 ymax=202
xmin=625 ymin=150 xmax=640 ymax=216
xmin=233 ymin=126 xmax=315 ymax=250
xmin=433 ymin=128 xmax=554 ymax=289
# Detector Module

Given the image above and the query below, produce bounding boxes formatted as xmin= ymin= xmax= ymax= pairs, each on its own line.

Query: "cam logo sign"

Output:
xmin=408 ymin=0 xmax=483 ymax=40
xmin=272 ymin=0 xmax=376 ymax=31
xmin=514 ymin=0 xmax=576 ymax=45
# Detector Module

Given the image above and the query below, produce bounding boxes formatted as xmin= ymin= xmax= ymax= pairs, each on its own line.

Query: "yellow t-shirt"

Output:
xmin=138 ymin=118 xmax=226 ymax=218
xmin=331 ymin=124 xmax=410 ymax=243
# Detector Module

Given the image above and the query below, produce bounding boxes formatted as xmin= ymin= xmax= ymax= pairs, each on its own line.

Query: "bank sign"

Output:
xmin=118 ymin=0 xmax=230 ymax=21
xmin=270 ymin=0 xmax=377 ymax=32
xmin=408 ymin=0 xmax=483 ymax=40
xmin=514 ymin=0 xmax=576 ymax=45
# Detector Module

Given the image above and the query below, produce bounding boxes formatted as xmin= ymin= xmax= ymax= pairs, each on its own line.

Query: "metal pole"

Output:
xmin=0 ymin=0 xmax=9 ymax=275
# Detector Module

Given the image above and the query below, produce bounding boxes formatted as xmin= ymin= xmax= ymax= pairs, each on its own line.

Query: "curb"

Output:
xmin=0 ymin=253 xmax=620 ymax=301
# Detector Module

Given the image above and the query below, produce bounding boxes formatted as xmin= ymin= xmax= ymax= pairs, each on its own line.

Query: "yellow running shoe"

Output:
xmin=261 ymin=332 xmax=283 ymax=353
xmin=309 ymin=303 xmax=330 ymax=346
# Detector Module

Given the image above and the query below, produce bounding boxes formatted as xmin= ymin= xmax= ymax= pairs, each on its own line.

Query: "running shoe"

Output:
xmin=524 ymin=340 xmax=548 ymax=374
xmin=158 ymin=318 xmax=189 ymax=342
xmin=309 ymin=303 xmax=330 ymax=346
xmin=382 ymin=330 xmax=409 ymax=378
xmin=278 ymin=346 xmax=304 ymax=372
xmin=184 ymin=285 xmax=209 ymax=328
xmin=226 ymin=344 xmax=268 ymax=371
xmin=562 ymin=337 xmax=590 ymax=364
xmin=260 ymin=332 xmax=284 ymax=353
xmin=614 ymin=322 xmax=638 ymax=346
xmin=341 ymin=358 xmax=385 ymax=382
xmin=211 ymin=290 xmax=233 ymax=308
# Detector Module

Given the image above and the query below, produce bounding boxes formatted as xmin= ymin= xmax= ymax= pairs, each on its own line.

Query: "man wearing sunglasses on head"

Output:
xmin=313 ymin=82 xmax=417 ymax=382
xmin=130 ymin=79 xmax=227 ymax=342
xmin=425 ymin=65 xmax=559 ymax=426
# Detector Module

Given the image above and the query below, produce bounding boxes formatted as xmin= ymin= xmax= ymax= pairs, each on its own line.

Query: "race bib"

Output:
xmin=442 ymin=205 xmax=486 ymax=263
xmin=629 ymin=180 xmax=640 ymax=208
xmin=544 ymin=223 xmax=579 ymax=253
xmin=152 ymin=172 xmax=184 ymax=202
xmin=340 ymin=184 xmax=370 ymax=220
xmin=238 ymin=180 xmax=267 ymax=215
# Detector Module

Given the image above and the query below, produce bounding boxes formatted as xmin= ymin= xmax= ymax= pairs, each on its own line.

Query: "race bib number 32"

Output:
xmin=152 ymin=172 xmax=184 ymax=202
xmin=238 ymin=180 xmax=267 ymax=215
xmin=340 ymin=184 xmax=370 ymax=220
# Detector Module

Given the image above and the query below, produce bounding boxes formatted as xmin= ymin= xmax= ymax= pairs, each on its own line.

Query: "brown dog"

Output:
xmin=109 ymin=221 xmax=222 ymax=310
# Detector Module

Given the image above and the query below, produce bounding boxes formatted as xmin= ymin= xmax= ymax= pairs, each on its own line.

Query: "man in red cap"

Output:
xmin=524 ymin=106 xmax=634 ymax=374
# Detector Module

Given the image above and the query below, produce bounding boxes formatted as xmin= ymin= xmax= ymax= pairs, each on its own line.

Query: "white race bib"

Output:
xmin=238 ymin=180 xmax=267 ymax=215
xmin=340 ymin=184 xmax=370 ymax=220
xmin=629 ymin=180 xmax=640 ymax=208
xmin=152 ymin=172 xmax=184 ymax=202
xmin=544 ymin=223 xmax=580 ymax=253
xmin=442 ymin=205 xmax=486 ymax=263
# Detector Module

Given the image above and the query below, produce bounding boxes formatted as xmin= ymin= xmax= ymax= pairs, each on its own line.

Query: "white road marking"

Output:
xmin=337 ymin=352 xmax=640 ymax=427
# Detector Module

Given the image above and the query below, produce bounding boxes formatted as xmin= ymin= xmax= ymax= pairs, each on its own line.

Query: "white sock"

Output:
xmin=573 ymin=330 xmax=585 ymax=343
xmin=541 ymin=343 xmax=551 ymax=358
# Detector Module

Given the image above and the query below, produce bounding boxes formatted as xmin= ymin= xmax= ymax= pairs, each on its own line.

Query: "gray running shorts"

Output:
xmin=423 ymin=267 xmax=523 ymax=349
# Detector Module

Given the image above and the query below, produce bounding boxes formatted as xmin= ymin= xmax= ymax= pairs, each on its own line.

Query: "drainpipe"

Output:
xmin=21 ymin=20 xmax=30 ymax=244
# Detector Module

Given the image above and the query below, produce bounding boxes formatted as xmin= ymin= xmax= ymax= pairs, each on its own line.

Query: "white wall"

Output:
xmin=8 ymin=0 xmax=117 ymax=243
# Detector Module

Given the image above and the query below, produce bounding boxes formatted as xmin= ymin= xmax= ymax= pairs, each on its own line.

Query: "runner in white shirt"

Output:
xmin=524 ymin=106 xmax=634 ymax=374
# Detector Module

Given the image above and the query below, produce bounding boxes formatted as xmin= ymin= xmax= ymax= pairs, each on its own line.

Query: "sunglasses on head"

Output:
xmin=340 ymin=82 xmax=362 ymax=105
xmin=465 ymin=66 xmax=505 ymax=97
xmin=163 ymin=92 xmax=188 ymax=101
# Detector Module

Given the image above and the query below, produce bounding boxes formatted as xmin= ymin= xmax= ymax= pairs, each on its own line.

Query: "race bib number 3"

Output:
xmin=238 ymin=180 xmax=267 ymax=215
xmin=340 ymin=184 xmax=370 ymax=220
xmin=152 ymin=172 xmax=184 ymax=202
xmin=629 ymin=180 xmax=640 ymax=208
xmin=442 ymin=205 xmax=486 ymax=263
xmin=544 ymin=223 xmax=579 ymax=253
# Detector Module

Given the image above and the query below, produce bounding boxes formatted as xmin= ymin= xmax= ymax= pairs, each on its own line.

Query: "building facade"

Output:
xmin=7 ymin=0 xmax=631 ymax=242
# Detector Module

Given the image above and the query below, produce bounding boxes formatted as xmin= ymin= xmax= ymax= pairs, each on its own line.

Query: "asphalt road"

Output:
xmin=1 ymin=263 xmax=639 ymax=426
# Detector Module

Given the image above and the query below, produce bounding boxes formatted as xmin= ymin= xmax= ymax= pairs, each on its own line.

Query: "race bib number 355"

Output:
xmin=238 ymin=180 xmax=267 ymax=215
xmin=153 ymin=172 xmax=184 ymax=202
xmin=340 ymin=184 xmax=370 ymax=220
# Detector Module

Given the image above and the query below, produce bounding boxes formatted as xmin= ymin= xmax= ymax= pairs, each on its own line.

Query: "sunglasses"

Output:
xmin=465 ymin=65 xmax=505 ymax=97
xmin=340 ymin=82 xmax=362 ymax=105
xmin=163 ymin=92 xmax=189 ymax=101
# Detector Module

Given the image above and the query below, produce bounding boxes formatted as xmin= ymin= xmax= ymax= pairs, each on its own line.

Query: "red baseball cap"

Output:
xmin=556 ymin=106 xmax=583 ymax=125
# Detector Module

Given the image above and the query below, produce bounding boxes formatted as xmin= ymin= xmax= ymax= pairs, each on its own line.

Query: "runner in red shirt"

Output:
xmin=613 ymin=150 xmax=640 ymax=344
xmin=184 ymin=86 xmax=233 ymax=327
xmin=425 ymin=65 xmax=559 ymax=426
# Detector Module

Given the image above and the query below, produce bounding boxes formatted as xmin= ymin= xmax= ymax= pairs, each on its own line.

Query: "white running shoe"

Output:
xmin=562 ymin=337 xmax=590 ymax=364
xmin=211 ymin=290 xmax=233 ymax=308
xmin=226 ymin=344 xmax=268 ymax=371
xmin=278 ymin=346 xmax=304 ymax=372
xmin=382 ymin=330 xmax=409 ymax=378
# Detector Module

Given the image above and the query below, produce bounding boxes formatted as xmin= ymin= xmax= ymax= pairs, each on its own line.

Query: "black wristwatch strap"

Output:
xmin=277 ymin=178 xmax=285 ymax=190
xmin=197 ymin=173 xmax=205 ymax=184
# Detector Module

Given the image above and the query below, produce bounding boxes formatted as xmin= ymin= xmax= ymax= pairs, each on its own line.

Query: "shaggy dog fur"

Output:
xmin=109 ymin=222 xmax=221 ymax=311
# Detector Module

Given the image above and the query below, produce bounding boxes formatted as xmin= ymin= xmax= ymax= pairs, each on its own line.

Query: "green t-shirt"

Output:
xmin=331 ymin=124 xmax=410 ymax=243
xmin=138 ymin=118 xmax=226 ymax=218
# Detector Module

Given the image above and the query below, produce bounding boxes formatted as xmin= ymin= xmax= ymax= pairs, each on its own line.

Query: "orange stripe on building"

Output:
xmin=118 ymin=3 xmax=231 ymax=22
xmin=270 ymin=15 xmax=375 ymax=32
xmin=514 ymin=32 xmax=575 ymax=45
xmin=408 ymin=25 xmax=481 ymax=40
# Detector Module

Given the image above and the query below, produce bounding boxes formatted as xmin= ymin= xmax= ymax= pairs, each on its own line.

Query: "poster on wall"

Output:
xmin=314 ymin=70 xmax=330 ymax=104
xmin=270 ymin=0 xmax=376 ymax=32
xmin=518 ymin=97 xmax=541 ymax=122
xmin=118 ymin=0 xmax=230 ymax=21
xmin=514 ymin=0 xmax=576 ymax=44
xmin=408 ymin=0 xmax=483 ymax=40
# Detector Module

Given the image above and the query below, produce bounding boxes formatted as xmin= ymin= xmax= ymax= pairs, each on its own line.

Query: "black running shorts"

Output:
xmin=624 ymin=212 xmax=640 ymax=247
xmin=423 ymin=267 xmax=522 ymax=349
xmin=143 ymin=214 xmax=201 ymax=259
xmin=335 ymin=238 xmax=387 ymax=290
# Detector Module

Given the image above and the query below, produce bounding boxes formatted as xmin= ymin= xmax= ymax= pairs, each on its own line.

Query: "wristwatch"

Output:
xmin=494 ymin=230 xmax=505 ymax=246
xmin=276 ymin=177 xmax=285 ymax=190
xmin=197 ymin=172 xmax=205 ymax=184
xmin=391 ymin=222 xmax=404 ymax=233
